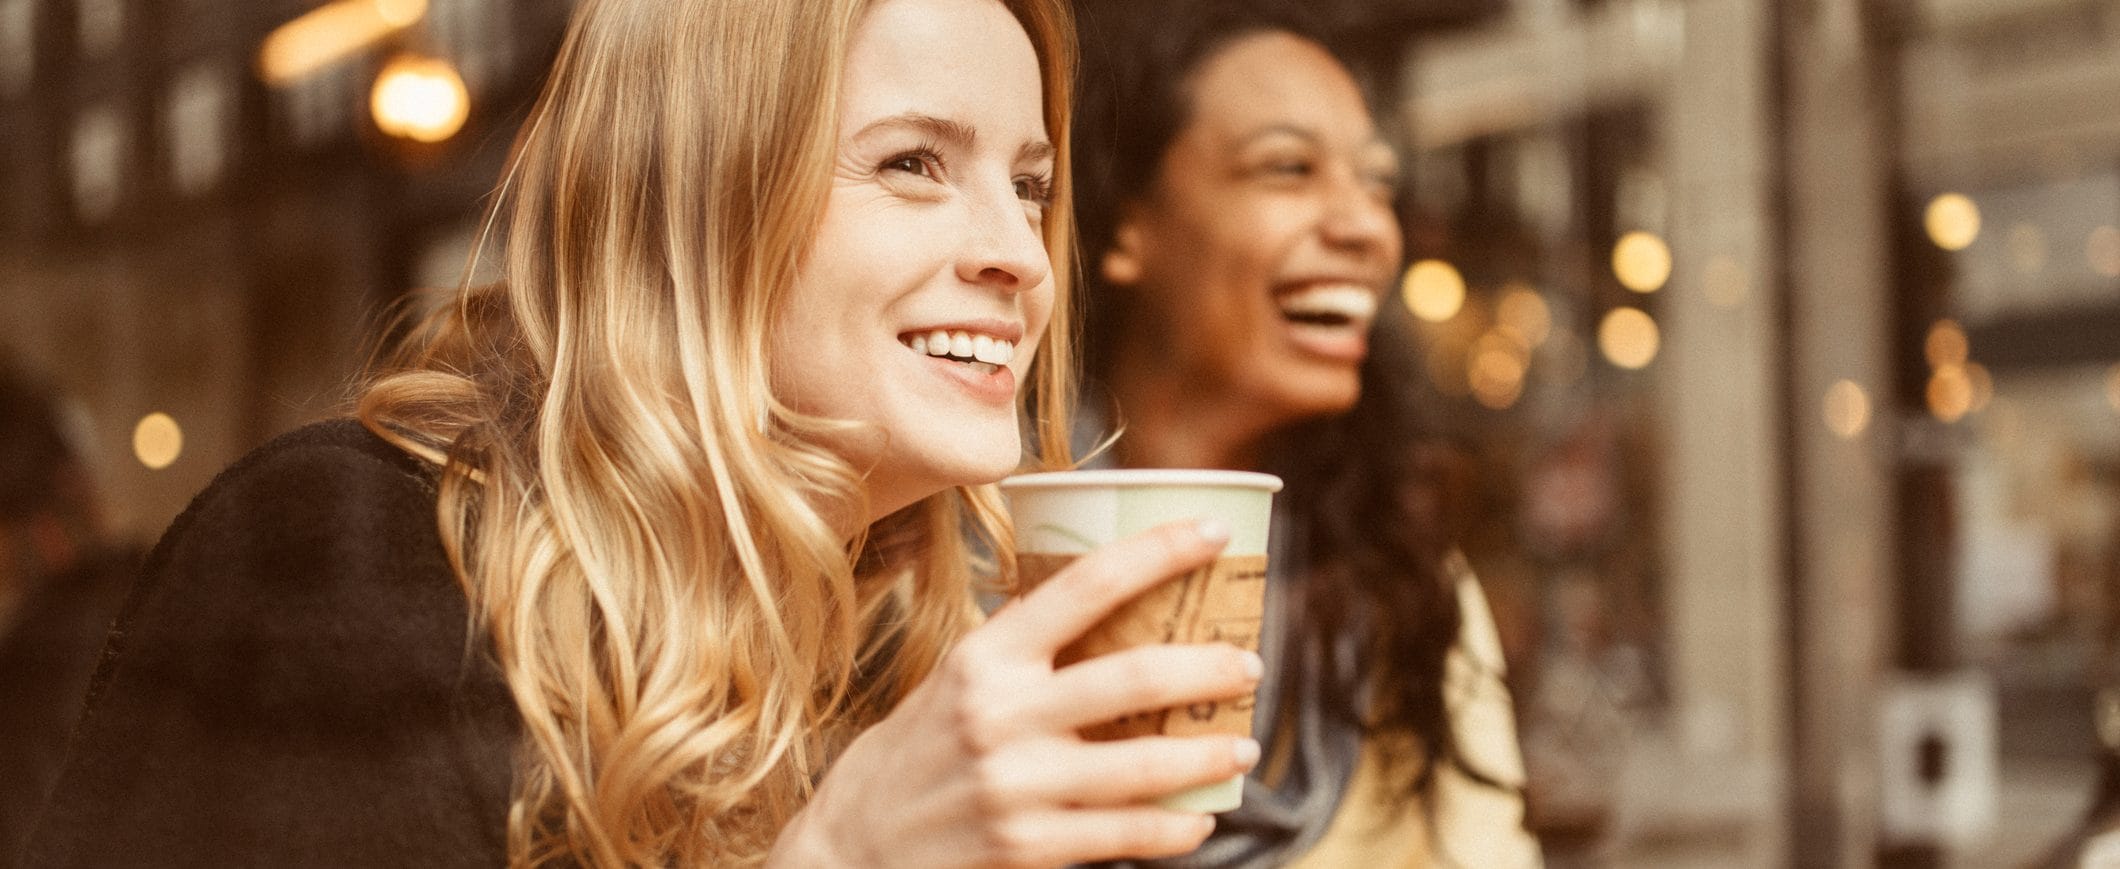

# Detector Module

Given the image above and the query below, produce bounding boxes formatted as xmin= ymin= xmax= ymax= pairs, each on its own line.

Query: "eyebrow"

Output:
xmin=1237 ymin=124 xmax=1322 ymax=147
xmin=854 ymin=111 xmax=1054 ymax=162
xmin=1237 ymin=123 xmax=1393 ymax=156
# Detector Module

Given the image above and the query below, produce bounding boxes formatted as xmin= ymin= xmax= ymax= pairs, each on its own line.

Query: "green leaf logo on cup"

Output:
xmin=1000 ymin=469 xmax=1282 ymax=813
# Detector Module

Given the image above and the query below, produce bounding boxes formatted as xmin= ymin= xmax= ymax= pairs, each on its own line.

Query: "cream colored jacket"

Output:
xmin=1285 ymin=556 xmax=1544 ymax=868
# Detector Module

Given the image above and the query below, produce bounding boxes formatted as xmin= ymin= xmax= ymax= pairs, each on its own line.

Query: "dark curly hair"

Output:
xmin=1069 ymin=0 xmax=1489 ymax=802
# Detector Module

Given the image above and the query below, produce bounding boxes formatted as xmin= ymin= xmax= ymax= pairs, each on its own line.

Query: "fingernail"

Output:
xmin=1233 ymin=738 xmax=1261 ymax=769
xmin=1195 ymin=519 xmax=1230 ymax=545
xmin=1241 ymin=651 xmax=1264 ymax=680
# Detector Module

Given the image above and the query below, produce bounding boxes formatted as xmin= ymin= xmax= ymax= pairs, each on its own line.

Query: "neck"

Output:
xmin=1105 ymin=361 xmax=1274 ymax=472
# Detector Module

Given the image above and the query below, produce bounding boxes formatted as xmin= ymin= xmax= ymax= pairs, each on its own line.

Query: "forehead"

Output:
xmin=841 ymin=0 xmax=1046 ymax=136
xmin=1181 ymin=31 xmax=1375 ymax=144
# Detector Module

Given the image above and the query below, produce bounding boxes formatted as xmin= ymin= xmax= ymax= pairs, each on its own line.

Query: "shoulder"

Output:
xmin=1442 ymin=551 xmax=1507 ymax=677
xmin=107 ymin=417 xmax=471 ymax=712
xmin=1438 ymin=551 xmax=1529 ymax=790
xmin=144 ymin=418 xmax=444 ymax=597
xmin=28 ymin=420 xmax=515 ymax=866
xmin=162 ymin=417 xmax=438 ymax=546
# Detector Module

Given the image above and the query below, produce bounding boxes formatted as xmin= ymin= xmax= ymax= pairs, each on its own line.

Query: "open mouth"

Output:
xmin=1276 ymin=284 xmax=1380 ymax=329
xmin=899 ymin=329 xmax=1015 ymax=376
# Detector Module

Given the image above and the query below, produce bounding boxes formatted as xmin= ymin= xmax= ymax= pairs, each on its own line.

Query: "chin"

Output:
xmin=1265 ymin=371 xmax=1364 ymax=425
xmin=902 ymin=428 xmax=1023 ymax=490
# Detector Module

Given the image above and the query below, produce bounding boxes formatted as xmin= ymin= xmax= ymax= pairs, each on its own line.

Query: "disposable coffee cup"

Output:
xmin=999 ymin=469 xmax=1281 ymax=813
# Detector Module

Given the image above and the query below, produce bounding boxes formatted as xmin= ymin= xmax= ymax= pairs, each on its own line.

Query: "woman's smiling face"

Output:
xmin=1103 ymin=30 xmax=1402 ymax=431
xmin=771 ymin=0 xmax=1056 ymax=521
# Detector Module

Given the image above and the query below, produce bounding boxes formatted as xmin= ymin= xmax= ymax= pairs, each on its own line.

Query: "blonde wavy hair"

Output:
xmin=355 ymin=0 xmax=1077 ymax=863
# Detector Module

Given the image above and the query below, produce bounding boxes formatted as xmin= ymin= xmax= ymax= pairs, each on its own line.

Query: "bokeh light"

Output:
xmin=1612 ymin=231 xmax=1672 ymax=293
xmin=1468 ymin=332 xmax=1530 ymax=410
xmin=1598 ymin=307 xmax=1660 ymax=370
xmin=1402 ymin=259 xmax=1466 ymax=323
xmin=371 ymin=55 xmax=470 ymax=143
xmin=133 ymin=412 xmax=184 ymax=470
xmin=1924 ymin=319 xmax=1968 ymax=369
xmin=1965 ymin=361 xmax=1993 ymax=414
xmin=1924 ymin=193 xmax=1980 ymax=251
xmin=1495 ymin=283 xmax=1552 ymax=348
xmin=1928 ymin=364 xmax=1974 ymax=423
xmin=259 ymin=0 xmax=422 ymax=86
xmin=374 ymin=0 xmax=428 ymax=28
xmin=1822 ymin=380 xmax=1871 ymax=440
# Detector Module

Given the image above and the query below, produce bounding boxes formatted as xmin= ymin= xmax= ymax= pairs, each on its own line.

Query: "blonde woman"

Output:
xmin=25 ymin=0 xmax=1264 ymax=866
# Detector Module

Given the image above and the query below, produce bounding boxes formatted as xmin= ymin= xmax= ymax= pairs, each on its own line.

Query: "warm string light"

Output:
xmin=1598 ymin=307 xmax=1659 ymax=370
xmin=371 ymin=55 xmax=470 ymax=143
xmin=1925 ymin=193 xmax=1980 ymax=251
xmin=1928 ymin=365 xmax=1975 ymax=423
xmin=1495 ymin=283 xmax=1552 ymax=348
xmin=133 ymin=412 xmax=183 ymax=470
xmin=1921 ymin=318 xmax=1991 ymax=423
xmin=1925 ymin=319 xmax=1968 ymax=369
xmin=1401 ymin=259 xmax=1466 ymax=323
xmin=1468 ymin=331 xmax=1529 ymax=410
xmin=1612 ymin=231 xmax=1672 ymax=293
xmin=1822 ymin=380 xmax=1871 ymax=440
xmin=258 ymin=0 xmax=429 ymax=86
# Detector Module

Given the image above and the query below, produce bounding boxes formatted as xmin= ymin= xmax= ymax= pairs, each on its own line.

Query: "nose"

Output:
xmin=1319 ymin=172 xmax=1401 ymax=262
xmin=955 ymin=187 xmax=1052 ymax=293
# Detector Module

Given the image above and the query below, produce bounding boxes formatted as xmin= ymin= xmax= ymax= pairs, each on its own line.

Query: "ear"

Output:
xmin=1100 ymin=213 xmax=1146 ymax=287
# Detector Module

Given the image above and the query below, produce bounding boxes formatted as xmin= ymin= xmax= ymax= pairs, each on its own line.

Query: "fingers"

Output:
xmin=974 ymin=807 xmax=1217 ymax=868
xmin=1034 ymin=643 xmax=1262 ymax=732
xmin=978 ymin=735 xmax=1260 ymax=811
xmin=985 ymin=519 xmax=1229 ymax=658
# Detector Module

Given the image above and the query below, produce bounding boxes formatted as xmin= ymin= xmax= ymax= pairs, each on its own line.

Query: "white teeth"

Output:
xmin=976 ymin=339 xmax=1014 ymax=365
xmin=1277 ymin=284 xmax=1379 ymax=323
xmin=900 ymin=329 xmax=1017 ymax=365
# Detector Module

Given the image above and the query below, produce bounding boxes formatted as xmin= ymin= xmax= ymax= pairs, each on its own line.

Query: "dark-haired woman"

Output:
xmin=1071 ymin=2 xmax=1541 ymax=865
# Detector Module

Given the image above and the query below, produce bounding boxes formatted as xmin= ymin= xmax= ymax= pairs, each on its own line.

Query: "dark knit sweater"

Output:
xmin=25 ymin=420 xmax=518 ymax=868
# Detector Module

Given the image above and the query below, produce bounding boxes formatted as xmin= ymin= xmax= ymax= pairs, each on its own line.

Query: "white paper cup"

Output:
xmin=999 ymin=469 xmax=1281 ymax=813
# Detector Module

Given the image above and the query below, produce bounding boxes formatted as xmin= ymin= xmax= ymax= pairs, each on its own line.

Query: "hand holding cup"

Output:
xmin=771 ymin=517 xmax=1266 ymax=869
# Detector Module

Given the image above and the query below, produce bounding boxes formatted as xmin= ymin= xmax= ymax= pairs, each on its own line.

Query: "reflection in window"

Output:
xmin=70 ymin=105 xmax=126 ymax=222
xmin=167 ymin=63 xmax=230 ymax=195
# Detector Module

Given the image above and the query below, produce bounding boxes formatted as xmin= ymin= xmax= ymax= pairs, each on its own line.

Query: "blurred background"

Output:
xmin=3 ymin=0 xmax=2119 ymax=866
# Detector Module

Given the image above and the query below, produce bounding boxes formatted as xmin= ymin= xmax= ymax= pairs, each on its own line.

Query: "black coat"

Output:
xmin=25 ymin=420 xmax=518 ymax=868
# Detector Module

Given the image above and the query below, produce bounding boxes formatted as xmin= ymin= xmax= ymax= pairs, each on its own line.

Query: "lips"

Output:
xmin=896 ymin=322 xmax=1023 ymax=403
xmin=1275 ymin=283 xmax=1380 ymax=328
xmin=1273 ymin=282 xmax=1380 ymax=363
xmin=899 ymin=328 xmax=1017 ymax=373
